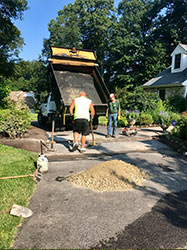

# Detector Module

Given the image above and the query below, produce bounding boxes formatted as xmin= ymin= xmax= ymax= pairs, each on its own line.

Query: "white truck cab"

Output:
xmin=38 ymin=94 xmax=56 ymax=124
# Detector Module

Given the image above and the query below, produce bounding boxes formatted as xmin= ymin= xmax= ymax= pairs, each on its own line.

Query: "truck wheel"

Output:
xmin=38 ymin=112 xmax=46 ymax=125
xmin=92 ymin=116 xmax=99 ymax=130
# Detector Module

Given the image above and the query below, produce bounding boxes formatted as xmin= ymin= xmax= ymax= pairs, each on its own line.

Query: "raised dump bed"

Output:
xmin=41 ymin=46 xmax=110 ymax=130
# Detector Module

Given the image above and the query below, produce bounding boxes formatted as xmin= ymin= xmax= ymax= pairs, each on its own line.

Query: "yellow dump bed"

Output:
xmin=49 ymin=46 xmax=109 ymax=113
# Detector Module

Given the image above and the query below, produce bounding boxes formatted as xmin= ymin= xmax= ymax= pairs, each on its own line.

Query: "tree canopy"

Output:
xmin=1 ymin=0 xmax=186 ymax=106
xmin=0 ymin=0 xmax=28 ymax=76
xmin=43 ymin=0 xmax=187 ymax=91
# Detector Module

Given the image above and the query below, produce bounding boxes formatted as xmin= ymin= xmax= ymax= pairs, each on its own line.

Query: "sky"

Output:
xmin=14 ymin=0 xmax=121 ymax=61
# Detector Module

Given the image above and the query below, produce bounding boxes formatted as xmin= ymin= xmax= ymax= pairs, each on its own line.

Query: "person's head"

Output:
xmin=110 ymin=93 xmax=115 ymax=101
xmin=80 ymin=91 xmax=86 ymax=97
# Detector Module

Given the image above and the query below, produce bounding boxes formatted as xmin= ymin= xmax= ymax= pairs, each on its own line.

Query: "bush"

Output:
xmin=166 ymin=95 xmax=187 ymax=113
xmin=124 ymin=110 xmax=140 ymax=121
xmin=157 ymin=111 xmax=172 ymax=128
xmin=0 ymin=78 xmax=10 ymax=108
xmin=118 ymin=117 xmax=128 ymax=127
xmin=116 ymin=86 xmax=161 ymax=113
xmin=0 ymin=101 xmax=31 ymax=138
xmin=140 ymin=113 xmax=153 ymax=126
xmin=170 ymin=115 xmax=187 ymax=140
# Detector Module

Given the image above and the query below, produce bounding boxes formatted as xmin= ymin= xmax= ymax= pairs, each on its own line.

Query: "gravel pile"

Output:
xmin=68 ymin=160 xmax=149 ymax=192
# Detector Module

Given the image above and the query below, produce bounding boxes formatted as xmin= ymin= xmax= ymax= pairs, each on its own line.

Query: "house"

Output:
xmin=9 ymin=91 xmax=36 ymax=113
xmin=142 ymin=44 xmax=187 ymax=100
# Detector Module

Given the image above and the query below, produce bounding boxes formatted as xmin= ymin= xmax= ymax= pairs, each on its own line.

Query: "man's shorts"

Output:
xmin=73 ymin=119 xmax=90 ymax=136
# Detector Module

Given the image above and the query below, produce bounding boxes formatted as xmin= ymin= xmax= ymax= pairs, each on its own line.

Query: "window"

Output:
xmin=159 ymin=89 xmax=165 ymax=100
xmin=174 ymin=53 xmax=181 ymax=69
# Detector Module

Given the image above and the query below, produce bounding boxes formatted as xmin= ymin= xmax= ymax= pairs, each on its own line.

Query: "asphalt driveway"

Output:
xmin=12 ymin=131 xmax=187 ymax=249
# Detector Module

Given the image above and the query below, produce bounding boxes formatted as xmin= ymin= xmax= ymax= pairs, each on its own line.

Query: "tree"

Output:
xmin=43 ymin=0 xmax=115 ymax=74
xmin=152 ymin=0 xmax=187 ymax=60
xmin=104 ymin=0 xmax=169 ymax=90
xmin=43 ymin=0 xmax=187 ymax=93
xmin=6 ymin=60 xmax=48 ymax=98
xmin=0 ymin=0 xmax=28 ymax=77
xmin=77 ymin=0 xmax=116 ymax=73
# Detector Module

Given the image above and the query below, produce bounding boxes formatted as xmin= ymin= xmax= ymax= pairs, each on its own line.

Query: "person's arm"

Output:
xmin=106 ymin=107 xmax=109 ymax=118
xmin=69 ymin=99 xmax=75 ymax=117
xmin=90 ymin=101 xmax=95 ymax=118
xmin=106 ymin=101 xmax=110 ymax=118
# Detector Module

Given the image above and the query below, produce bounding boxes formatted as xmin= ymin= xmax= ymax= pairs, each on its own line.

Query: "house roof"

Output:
xmin=180 ymin=44 xmax=187 ymax=52
xmin=142 ymin=66 xmax=187 ymax=88
xmin=171 ymin=44 xmax=187 ymax=56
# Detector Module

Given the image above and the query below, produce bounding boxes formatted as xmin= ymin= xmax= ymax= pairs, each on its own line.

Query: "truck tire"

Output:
xmin=38 ymin=112 xmax=46 ymax=125
xmin=92 ymin=116 xmax=99 ymax=130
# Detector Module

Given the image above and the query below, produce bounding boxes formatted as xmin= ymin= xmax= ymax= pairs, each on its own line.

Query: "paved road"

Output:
xmin=13 ymin=126 xmax=187 ymax=249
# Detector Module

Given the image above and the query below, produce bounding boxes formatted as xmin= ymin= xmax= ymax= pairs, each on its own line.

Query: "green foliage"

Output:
xmin=43 ymin=0 xmax=115 ymax=73
xmin=124 ymin=110 xmax=140 ymax=121
xmin=0 ymin=0 xmax=28 ymax=77
xmin=170 ymin=115 xmax=187 ymax=140
xmin=158 ymin=111 xmax=172 ymax=128
xmin=117 ymin=116 xmax=128 ymax=127
xmin=0 ymin=77 xmax=11 ymax=108
xmin=149 ymin=99 xmax=167 ymax=124
xmin=153 ymin=0 xmax=187 ymax=58
xmin=98 ymin=116 xmax=107 ymax=126
xmin=6 ymin=60 xmax=48 ymax=96
xmin=0 ymin=144 xmax=37 ymax=249
xmin=165 ymin=95 xmax=187 ymax=113
xmin=116 ymin=86 xmax=161 ymax=113
xmin=41 ymin=0 xmax=187 ymax=95
xmin=140 ymin=113 xmax=153 ymax=126
xmin=0 ymin=101 xmax=31 ymax=138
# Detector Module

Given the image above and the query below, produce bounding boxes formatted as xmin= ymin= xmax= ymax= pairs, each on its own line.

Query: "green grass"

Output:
xmin=99 ymin=116 xmax=107 ymax=126
xmin=0 ymin=144 xmax=37 ymax=249
xmin=29 ymin=112 xmax=38 ymax=121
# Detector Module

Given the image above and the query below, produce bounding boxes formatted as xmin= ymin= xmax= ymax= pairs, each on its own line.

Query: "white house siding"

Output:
xmin=171 ymin=45 xmax=187 ymax=73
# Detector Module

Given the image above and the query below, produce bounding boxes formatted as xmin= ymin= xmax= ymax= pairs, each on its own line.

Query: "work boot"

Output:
xmin=72 ymin=142 xmax=79 ymax=152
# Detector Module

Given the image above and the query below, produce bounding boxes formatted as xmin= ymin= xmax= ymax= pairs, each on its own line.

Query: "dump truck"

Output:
xmin=38 ymin=46 xmax=110 ymax=130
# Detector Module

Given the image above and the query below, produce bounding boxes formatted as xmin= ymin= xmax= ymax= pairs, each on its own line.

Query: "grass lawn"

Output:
xmin=0 ymin=144 xmax=37 ymax=249
xmin=99 ymin=116 xmax=107 ymax=126
xmin=30 ymin=112 xmax=38 ymax=121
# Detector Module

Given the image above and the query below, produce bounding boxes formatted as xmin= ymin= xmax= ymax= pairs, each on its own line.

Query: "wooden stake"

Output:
xmin=90 ymin=121 xmax=96 ymax=146
xmin=51 ymin=119 xmax=55 ymax=149
xmin=0 ymin=174 xmax=34 ymax=180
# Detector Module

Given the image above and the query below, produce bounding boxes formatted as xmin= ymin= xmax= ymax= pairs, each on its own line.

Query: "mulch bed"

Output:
xmin=0 ymin=125 xmax=48 ymax=153
xmin=159 ymin=134 xmax=187 ymax=155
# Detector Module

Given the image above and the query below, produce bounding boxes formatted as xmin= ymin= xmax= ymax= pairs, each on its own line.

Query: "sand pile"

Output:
xmin=67 ymin=160 xmax=149 ymax=192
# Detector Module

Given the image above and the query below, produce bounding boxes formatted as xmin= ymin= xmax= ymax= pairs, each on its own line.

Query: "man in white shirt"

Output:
xmin=69 ymin=91 xmax=95 ymax=153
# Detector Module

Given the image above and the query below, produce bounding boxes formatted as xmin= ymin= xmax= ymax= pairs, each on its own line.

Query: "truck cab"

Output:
xmin=38 ymin=94 xmax=56 ymax=124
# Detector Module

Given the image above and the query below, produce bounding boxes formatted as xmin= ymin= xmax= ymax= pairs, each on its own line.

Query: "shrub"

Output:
xmin=118 ymin=117 xmax=128 ymax=127
xmin=157 ymin=111 xmax=172 ymax=128
xmin=140 ymin=113 xmax=153 ymax=126
xmin=170 ymin=112 xmax=181 ymax=123
xmin=124 ymin=110 xmax=140 ymax=121
xmin=0 ymin=78 xmax=10 ymax=108
xmin=166 ymin=95 xmax=187 ymax=113
xmin=0 ymin=101 xmax=31 ymax=138
xmin=116 ymin=86 xmax=161 ymax=113
xmin=170 ymin=115 xmax=187 ymax=140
